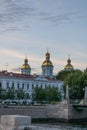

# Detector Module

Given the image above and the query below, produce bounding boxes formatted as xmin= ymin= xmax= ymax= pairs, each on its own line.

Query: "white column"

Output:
xmin=66 ymin=85 xmax=69 ymax=104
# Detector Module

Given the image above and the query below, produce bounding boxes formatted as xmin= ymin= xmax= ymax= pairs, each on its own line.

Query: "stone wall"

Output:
xmin=46 ymin=101 xmax=69 ymax=120
xmin=68 ymin=104 xmax=87 ymax=120
xmin=0 ymin=101 xmax=87 ymax=122
xmin=0 ymin=106 xmax=47 ymax=119
xmin=0 ymin=115 xmax=31 ymax=130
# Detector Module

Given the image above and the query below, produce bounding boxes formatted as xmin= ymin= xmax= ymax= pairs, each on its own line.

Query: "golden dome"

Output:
xmin=21 ymin=64 xmax=31 ymax=69
xmin=64 ymin=57 xmax=73 ymax=70
xmin=64 ymin=64 xmax=73 ymax=69
xmin=42 ymin=60 xmax=53 ymax=66
xmin=42 ymin=50 xmax=53 ymax=67
xmin=21 ymin=58 xmax=31 ymax=69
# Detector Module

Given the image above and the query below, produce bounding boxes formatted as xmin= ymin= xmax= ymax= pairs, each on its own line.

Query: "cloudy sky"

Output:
xmin=0 ymin=0 xmax=87 ymax=75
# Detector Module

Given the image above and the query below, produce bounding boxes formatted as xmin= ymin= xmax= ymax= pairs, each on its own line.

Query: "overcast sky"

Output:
xmin=0 ymin=0 xmax=87 ymax=75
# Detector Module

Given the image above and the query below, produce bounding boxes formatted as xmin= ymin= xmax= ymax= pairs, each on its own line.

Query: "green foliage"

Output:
xmin=45 ymin=86 xmax=61 ymax=103
xmin=1 ymin=89 xmax=6 ymax=100
xmin=83 ymin=69 xmax=87 ymax=87
xmin=63 ymin=70 xmax=85 ymax=99
xmin=0 ymin=86 xmax=2 ymax=99
xmin=24 ymin=93 xmax=30 ymax=99
xmin=5 ymin=87 xmax=15 ymax=99
xmin=56 ymin=69 xmax=87 ymax=100
xmin=16 ymin=88 xmax=25 ymax=99
xmin=0 ymin=85 xmax=27 ymax=100
xmin=32 ymin=87 xmax=46 ymax=104
xmin=56 ymin=70 xmax=74 ymax=81
xmin=32 ymin=86 xmax=61 ymax=104
xmin=0 ymin=83 xmax=6 ymax=99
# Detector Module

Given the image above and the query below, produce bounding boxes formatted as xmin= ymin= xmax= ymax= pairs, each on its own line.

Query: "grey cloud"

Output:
xmin=40 ymin=12 xmax=79 ymax=25
xmin=0 ymin=0 xmax=86 ymax=33
xmin=0 ymin=0 xmax=36 ymax=23
xmin=0 ymin=0 xmax=36 ymax=32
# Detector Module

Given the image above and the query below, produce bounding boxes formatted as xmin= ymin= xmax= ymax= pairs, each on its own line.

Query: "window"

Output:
xmin=27 ymin=84 xmax=29 ymax=90
xmin=40 ymin=84 xmax=43 ymax=88
xmin=36 ymin=84 xmax=38 ymax=87
xmin=45 ymin=84 xmax=47 ymax=88
xmin=17 ymin=83 xmax=19 ymax=89
xmin=7 ymin=82 xmax=9 ymax=88
xmin=22 ymin=83 xmax=24 ymax=89
xmin=12 ymin=82 xmax=14 ymax=88
xmin=32 ymin=84 xmax=34 ymax=90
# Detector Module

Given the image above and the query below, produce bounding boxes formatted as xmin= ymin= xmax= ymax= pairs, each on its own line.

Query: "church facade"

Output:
xmin=0 ymin=51 xmax=63 ymax=100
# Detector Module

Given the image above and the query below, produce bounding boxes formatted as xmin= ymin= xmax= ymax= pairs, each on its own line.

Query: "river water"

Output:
xmin=32 ymin=123 xmax=87 ymax=130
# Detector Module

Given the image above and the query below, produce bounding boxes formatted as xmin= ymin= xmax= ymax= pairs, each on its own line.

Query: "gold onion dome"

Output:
xmin=42 ymin=51 xmax=53 ymax=66
xmin=21 ymin=58 xmax=31 ymax=69
xmin=64 ymin=57 xmax=73 ymax=69
xmin=42 ymin=60 xmax=53 ymax=66
xmin=64 ymin=64 xmax=73 ymax=69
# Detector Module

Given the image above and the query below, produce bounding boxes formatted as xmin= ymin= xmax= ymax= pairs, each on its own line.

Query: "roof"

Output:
xmin=0 ymin=71 xmax=34 ymax=80
xmin=0 ymin=70 xmax=62 ymax=83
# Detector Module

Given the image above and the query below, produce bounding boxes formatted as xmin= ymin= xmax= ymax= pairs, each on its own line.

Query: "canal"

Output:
xmin=32 ymin=123 xmax=87 ymax=130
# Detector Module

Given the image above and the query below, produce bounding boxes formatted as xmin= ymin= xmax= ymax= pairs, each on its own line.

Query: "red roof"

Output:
xmin=0 ymin=71 xmax=34 ymax=80
xmin=0 ymin=70 xmax=62 ymax=82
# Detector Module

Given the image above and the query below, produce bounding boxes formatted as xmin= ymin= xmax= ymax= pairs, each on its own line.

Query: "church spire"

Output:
xmin=46 ymin=49 xmax=50 ymax=60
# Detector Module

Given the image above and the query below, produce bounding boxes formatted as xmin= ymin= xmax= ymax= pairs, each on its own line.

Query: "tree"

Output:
xmin=32 ymin=87 xmax=46 ymax=104
xmin=0 ymin=85 xmax=2 ymax=99
xmin=16 ymin=88 xmax=25 ymax=99
xmin=45 ymin=86 xmax=61 ymax=103
xmin=63 ymin=70 xmax=84 ymax=99
xmin=32 ymin=86 xmax=61 ymax=104
xmin=5 ymin=87 xmax=15 ymax=99
xmin=24 ymin=93 xmax=30 ymax=99
xmin=83 ymin=69 xmax=87 ymax=87
xmin=56 ymin=70 xmax=74 ymax=81
xmin=1 ymin=89 xmax=7 ymax=100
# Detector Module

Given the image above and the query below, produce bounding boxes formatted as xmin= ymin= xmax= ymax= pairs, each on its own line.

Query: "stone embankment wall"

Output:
xmin=0 ymin=106 xmax=47 ymax=119
xmin=0 ymin=100 xmax=87 ymax=121
xmin=68 ymin=104 xmax=87 ymax=120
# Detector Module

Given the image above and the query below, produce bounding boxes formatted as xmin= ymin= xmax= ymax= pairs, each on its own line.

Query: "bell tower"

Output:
xmin=42 ymin=50 xmax=53 ymax=78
